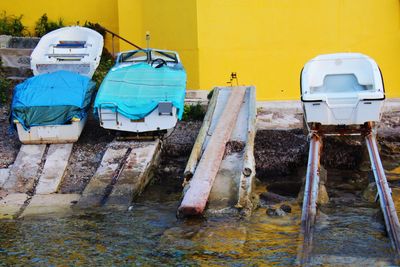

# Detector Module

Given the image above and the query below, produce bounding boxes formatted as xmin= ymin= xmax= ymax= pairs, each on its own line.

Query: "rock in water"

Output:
xmin=266 ymin=207 xmax=287 ymax=217
xmin=280 ymin=204 xmax=292 ymax=213
xmin=260 ymin=191 xmax=290 ymax=203
xmin=317 ymin=184 xmax=330 ymax=205
xmin=297 ymin=165 xmax=329 ymax=205
xmin=362 ymin=182 xmax=378 ymax=203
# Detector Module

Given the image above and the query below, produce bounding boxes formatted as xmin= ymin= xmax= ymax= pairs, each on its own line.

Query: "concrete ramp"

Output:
xmin=0 ymin=144 xmax=73 ymax=218
xmin=77 ymin=140 xmax=161 ymax=209
xmin=179 ymin=86 xmax=256 ymax=217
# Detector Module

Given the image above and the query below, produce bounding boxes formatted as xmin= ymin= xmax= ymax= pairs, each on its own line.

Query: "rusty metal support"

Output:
xmin=365 ymin=129 xmax=400 ymax=256
xmin=178 ymin=87 xmax=246 ymax=216
xmin=297 ymin=132 xmax=322 ymax=266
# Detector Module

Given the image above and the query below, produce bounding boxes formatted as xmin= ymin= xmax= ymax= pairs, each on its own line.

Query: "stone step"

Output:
xmin=0 ymin=193 xmax=28 ymax=219
xmin=36 ymin=144 xmax=73 ymax=194
xmin=8 ymin=37 xmax=40 ymax=49
xmin=106 ymin=140 xmax=161 ymax=208
xmin=21 ymin=194 xmax=80 ymax=218
xmin=76 ymin=147 xmax=129 ymax=208
xmin=311 ymin=255 xmax=394 ymax=266
xmin=0 ymin=48 xmax=33 ymax=56
xmin=0 ymin=48 xmax=33 ymax=72
xmin=1 ymin=66 xmax=32 ymax=78
xmin=3 ymin=144 xmax=47 ymax=193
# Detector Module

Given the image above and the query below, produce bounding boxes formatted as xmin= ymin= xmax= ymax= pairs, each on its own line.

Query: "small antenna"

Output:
xmin=146 ymin=31 xmax=151 ymax=49
xmin=227 ymin=72 xmax=239 ymax=86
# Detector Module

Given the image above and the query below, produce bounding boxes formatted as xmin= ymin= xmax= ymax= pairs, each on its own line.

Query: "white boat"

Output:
xmin=30 ymin=26 xmax=103 ymax=78
xmin=301 ymin=53 xmax=385 ymax=126
xmin=94 ymin=49 xmax=187 ymax=133
xmin=12 ymin=27 xmax=103 ymax=144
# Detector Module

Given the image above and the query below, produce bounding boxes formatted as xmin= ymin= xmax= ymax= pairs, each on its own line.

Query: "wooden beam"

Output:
xmin=183 ymin=88 xmax=220 ymax=179
xmin=178 ymin=87 xmax=246 ymax=216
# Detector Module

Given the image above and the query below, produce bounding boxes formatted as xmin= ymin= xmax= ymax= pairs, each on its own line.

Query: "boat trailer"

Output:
xmin=297 ymin=123 xmax=400 ymax=265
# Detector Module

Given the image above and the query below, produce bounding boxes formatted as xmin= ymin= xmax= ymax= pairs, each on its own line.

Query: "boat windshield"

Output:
xmin=120 ymin=50 xmax=148 ymax=63
xmin=150 ymin=50 xmax=178 ymax=63
xmin=119 ymin=50 xmax=179 ymax=64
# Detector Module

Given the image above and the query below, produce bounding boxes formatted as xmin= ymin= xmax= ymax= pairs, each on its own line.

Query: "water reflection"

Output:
xmin=1 ymin=166 xmax=400 ymax=266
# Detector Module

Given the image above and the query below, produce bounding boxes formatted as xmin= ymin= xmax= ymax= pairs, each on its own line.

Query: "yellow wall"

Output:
xmin=2 ymin=1 xmax=400 ymax=99
xmin=196 ymin=0 xmax=400 ymax=100
xmin=118 ymin=0 xmax=200 ymax=89
xmin=0 ymin=0 xmax=119 ymax=51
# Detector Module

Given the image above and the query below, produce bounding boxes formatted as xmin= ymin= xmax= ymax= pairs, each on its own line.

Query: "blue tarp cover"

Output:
xmin=93 ymin=62 xmax=186 ymax=120
xmin=11 ymin=70 xmax=96 ymax=130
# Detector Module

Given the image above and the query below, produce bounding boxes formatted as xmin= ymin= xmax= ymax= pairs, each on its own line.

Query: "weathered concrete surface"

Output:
xmin=0 ymin=168 xmax=10 ymax=187
xmin=35 ymin=144 xmax=73 ymax=194
xmin=3 ymin=144 xmax=46 ymax=193
xmin=0 ymin=48 xmax=32 ymax=68
xmin=0 ymin=36 xmax=12 ymax=48
xmin=207 ymin=88 xmax=250 ymax=211
xmin=0 ymin=193 xmax=28 ymax=219
xmin=257 ymin=112 xmax=302 ymax=130
xmin=106 ymin=140 xmax=161 ymax=207
xmin=179 ymin=87 xmax=246 ymax=216
xmin=21 ymin=194 xmax=80 ymax=218
xmin=77 ymin=147 xmax=128 ymax=208
xmin=256 ymin=99 xmax=400 ymax=130
xmin=185 ymin=89 xmax=209 ymax=105
xmin=257 ymin=100 xmax=302 ymax=130
xmin=311 ymin=255 xmax=394 ymax=266
xmin=208 ymin=153 xmax=242 ymax=210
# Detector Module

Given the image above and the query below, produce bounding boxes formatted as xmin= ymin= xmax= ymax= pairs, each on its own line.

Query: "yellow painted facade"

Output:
xmin=0 ymin=0 xmax=119 ymax=52
xmin=195 ymin=0 xmax=400 ymax=100
xmin=2 ymin=0 xmax=400 ymax=99
xmin=117 ymin=0 xmax=200 ymax=89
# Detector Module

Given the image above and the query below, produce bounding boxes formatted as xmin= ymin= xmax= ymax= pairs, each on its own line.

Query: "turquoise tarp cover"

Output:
xmin=93 ymin=62 xmax=186 ymax=120
xmin=11 ymin=70 xmax=96 ymax=130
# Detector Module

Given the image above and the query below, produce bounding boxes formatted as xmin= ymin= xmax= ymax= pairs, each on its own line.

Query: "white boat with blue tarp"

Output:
xmin=11 ymin=26 xmax=103 ymax=144
xmin=93 ymin=49 xmax=186 ymax=133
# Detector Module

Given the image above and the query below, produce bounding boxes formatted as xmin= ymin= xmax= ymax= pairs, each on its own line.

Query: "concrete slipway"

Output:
xmin=0 ymin=86 xmax=257 ymax=219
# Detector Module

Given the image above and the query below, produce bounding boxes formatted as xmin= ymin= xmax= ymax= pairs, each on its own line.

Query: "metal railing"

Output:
xmin=94 ymin=23 xmax=143 ymax=55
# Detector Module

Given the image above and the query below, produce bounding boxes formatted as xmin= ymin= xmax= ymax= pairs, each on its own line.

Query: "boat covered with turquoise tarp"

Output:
xmin=94 ymin=49 xmax=186 ymax=133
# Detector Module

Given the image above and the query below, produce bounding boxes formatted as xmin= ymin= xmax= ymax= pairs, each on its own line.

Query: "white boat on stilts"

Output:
xmin=301 ymin=53 xmax=385 ymax=128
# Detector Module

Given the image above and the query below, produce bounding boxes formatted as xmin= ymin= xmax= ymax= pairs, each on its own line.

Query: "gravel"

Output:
xmin=0 ymin=106 xmax=20 ymax=168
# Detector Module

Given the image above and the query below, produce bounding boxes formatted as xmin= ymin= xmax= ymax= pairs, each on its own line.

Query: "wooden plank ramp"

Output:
xmin=178 ymin=86 xmax=256 ymax=217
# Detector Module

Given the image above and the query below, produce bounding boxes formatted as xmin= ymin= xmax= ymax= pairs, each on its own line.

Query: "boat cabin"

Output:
xmin=301 ymin=53 xmax=385 ymax=126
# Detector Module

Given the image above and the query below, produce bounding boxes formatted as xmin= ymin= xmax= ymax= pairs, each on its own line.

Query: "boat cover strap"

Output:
xmin=93 ymin=63 xmax=186 ymax=120
xmin=11 ymin=70 xmax=96 ymax=130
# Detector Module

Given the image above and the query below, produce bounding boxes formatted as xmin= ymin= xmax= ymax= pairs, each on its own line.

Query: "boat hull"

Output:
xmin=302 ymin=99 xmax=384 ymax=125
xmin=301 ymin=53 xmax=385 ymax=126
xmin=15 ymin=117 xmax=87 ymax=144
xmin=99 ymin=107 xmax=178 ymax=133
